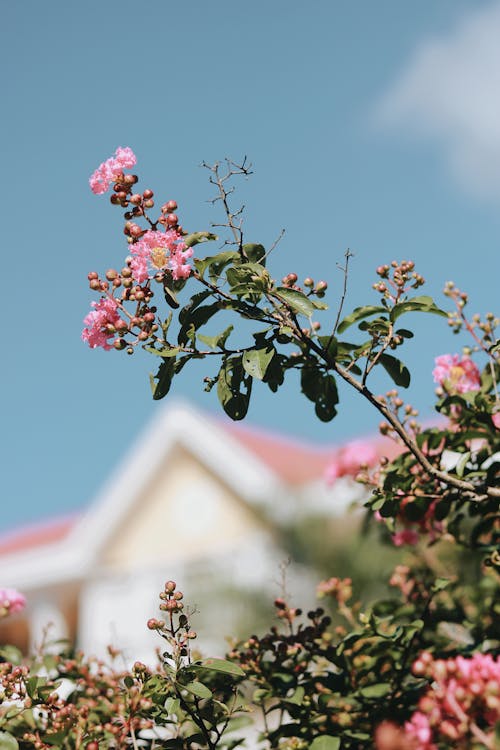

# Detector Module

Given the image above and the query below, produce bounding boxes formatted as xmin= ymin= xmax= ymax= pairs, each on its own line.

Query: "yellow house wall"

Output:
xmin=102 ymin=445 xmax=266 ymax=570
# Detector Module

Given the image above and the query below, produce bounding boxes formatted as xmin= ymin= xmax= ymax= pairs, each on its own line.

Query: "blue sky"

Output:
xmin=2 ymin=1 xmax=499 ymax=531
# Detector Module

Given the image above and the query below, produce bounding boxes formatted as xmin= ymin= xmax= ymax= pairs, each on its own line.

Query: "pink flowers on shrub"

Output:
xmin=404 ymin=651 xmax=500 ymax=748
xmin=89 ymin=146 xmax=137 ymax=195
xmin=0 ymin=588 xmax=26 ymax=617
xmin=130 ymin=230 xmax=193 ymax=284
xmin=324 ymin=440 xmax=378 ymax=483
xmin=432 ymin=354 xmax=481 ymax=394
xmin=82 ymin=297 xmax=122 ymax=350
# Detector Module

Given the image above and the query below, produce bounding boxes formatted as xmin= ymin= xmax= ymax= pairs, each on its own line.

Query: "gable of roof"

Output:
xmin=0 ymin=399 xmax=401 ymax=589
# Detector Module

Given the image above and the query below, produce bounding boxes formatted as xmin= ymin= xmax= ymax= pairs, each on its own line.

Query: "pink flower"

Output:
xmin=492 ymin=412 xmax=500 ymax=430
xmin=0 ymin=588 xmax=26 ymax=616
xmin=129 ymin=229 xmax=193 ymax=283
xmin=82 ymin=297 xmax=122 ymax=350
xmin=392 ymin=529 xmax=420 ymax=547
xmin=325 ymin=440 xmax=378 ymax=484
xmin=432 ymin=354 xmax=481 ymax=394
xmin=89 ymin=146 xmax=137 ymax=195
xmin=404 ymin=712 xmax=435 ymax=749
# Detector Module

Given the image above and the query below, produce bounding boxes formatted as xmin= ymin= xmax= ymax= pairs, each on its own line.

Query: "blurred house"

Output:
xmin=0 ymin=401 xmax=390 ymax=663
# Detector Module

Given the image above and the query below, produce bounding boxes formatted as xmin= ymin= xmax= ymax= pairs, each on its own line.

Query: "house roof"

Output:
xmin=0 ymin=400 xmax=399 ymax=588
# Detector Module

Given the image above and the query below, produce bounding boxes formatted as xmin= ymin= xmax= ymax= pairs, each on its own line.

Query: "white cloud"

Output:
xmin=375 ymin=2 xmax=500 ymax=201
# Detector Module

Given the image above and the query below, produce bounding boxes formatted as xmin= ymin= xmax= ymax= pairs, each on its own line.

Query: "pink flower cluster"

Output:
xmin=390 ymin=498 xmax=444 ymax=548
xmin=0 ymin=588 xmax=26 ymax=617
xmin=404 ymin=651 xmax=500 ymax=748
xmin=316 ymin=576 xmax=352 ymax=604
xmin=324 ymin=440 xmax=378 ymax=484
xmin=82 ymin=297 xmax=122 ymax=350
xmin=89 ymin=147 xmax=137 ymax=195
xmin=432 ymin=354 xmax=481 ymax=395
xmin=129 ymin=229 xmax=193 ymax=283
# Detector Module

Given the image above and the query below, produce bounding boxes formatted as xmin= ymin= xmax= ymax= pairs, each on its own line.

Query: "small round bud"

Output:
xmin=130 ymin=194 xmax=142 ymax=205
xmin=143 ymin=189 xmax=154 ymax=199
xmin=129 ymin=224 xmax=143 ymax=238
xmin=165 ymin=580 xmax=176 ymax=593
xmin=105 ymin=269 xmax=118 ymax=281
xmin=303 ymin=277 xmax=314 ymax=287
xmin=166 ymin=213 xmax=178 ymax=227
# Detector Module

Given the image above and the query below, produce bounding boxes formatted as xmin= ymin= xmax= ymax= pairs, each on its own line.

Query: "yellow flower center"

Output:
xmin=449 ymin=365 xmax=465 ymax=384
xmin=151 ymin=247 xmax=167 ymax=269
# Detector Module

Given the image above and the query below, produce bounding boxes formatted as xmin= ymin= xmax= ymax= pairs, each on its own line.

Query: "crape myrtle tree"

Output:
xmin=0 ymin=148 xmax=498 ymax=750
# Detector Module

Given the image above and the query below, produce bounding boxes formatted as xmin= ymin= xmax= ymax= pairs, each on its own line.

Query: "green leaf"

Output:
xmin=163 ymin=284 xmax=180 ymax=309
xmin=437 ymin=621 xmax=474 ymax=646
xmin=390 ymin=296 xmax=447 ymax=322
xmin=301 ymin=365 xmax=321 ymax=402
xmin=183 ymin=231 xmax=218 ymax=248
xmin=164 ymin=697 xmax=181 ymax=715
xmin=359 ymin=682 xmax=392 ymax=698
xmin=275 ymin=287 xmax=315 ymax=317
xmin=144 ymin=345 xmax=180 ymax=357
xmin=179 ymin=291 xmax=212 ymax=325
xmin=315 ymin=374 xmax=339 ymax=422
xmin=183 ymin=680 xmax=212 ymax=699
xmin=285 ymin=686 xmax=305 ymax=705
xmin=241 ymin=243 xmax=266 ymax=264
xmin=337 ymin=305 xmax=387 ymax=334
xmin=198 ymin=658 xmax=245 ymax=677
xmin=150 ymin=356 xmax=176 ymax=400
xmin=0 ymin=645 xmax=22 ymax=665
xmin=217 ymin=356 xmax=252 ymax=420
xmin=0 ymin=733 xmax=19 ymax=750
xmin=198 ymin=325 xmax=234 ymax=350
xmin=395 ymin=328 xmax=414 ymax=339
xmin=431 ymin=577 xmax=451 ymax=593
xmin=263 ymin=353 xmax=285 ymax=392
xmin=178 ymin=302 xmax=220 ymax=346
xmin=379 ymin=353 xmax=411 ymax=388
xmin=455 ymin=451 xmax=471 ymax=478
xmin=317 ymin=335 xmax=338 ymax=362
xmin=242 ymin=347 xmax=276 ymax=380
xmin=309 ymin=736 xmax=341 ymax=750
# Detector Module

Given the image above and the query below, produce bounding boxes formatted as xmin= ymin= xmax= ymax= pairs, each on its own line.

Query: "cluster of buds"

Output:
xmin=84 ymin=148 xmax=193 ymax=353
xmin=148 ymin=582 xmax=196 ymax=664
xmin=109 ymin=174 xmax=140 ymax=208
xmin=405 ymin=651 xmax=500 ymax=748
xmin=158 ymin=580 xmax=184 ymax=614
xmin=316 ymin=577 xmax=353 ymax=606
xmin=378 ymin=390 xmax=420 ymax=437
xmin=274 ymin=597 xmax=302 ymax=626
xmin=0 ymin=663 xmax=29 ymax=701
xmin=84 ymin=271 xmax=159 ymax=353
xmin=373 ymin=260 xmax=425 ymax=303
xmin=281 ymin=274 xmax=328 ymax=298
xmin=444 ymin=282 xmax=499 ymax=362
